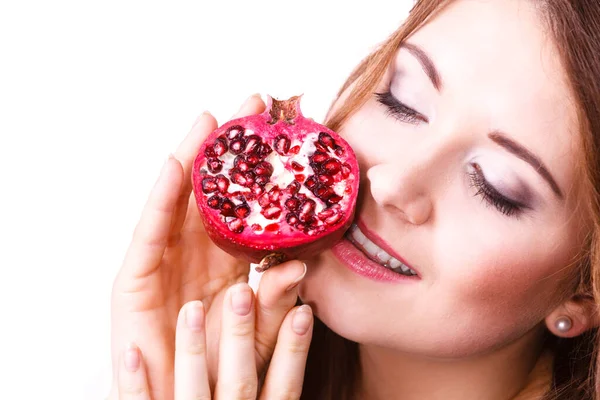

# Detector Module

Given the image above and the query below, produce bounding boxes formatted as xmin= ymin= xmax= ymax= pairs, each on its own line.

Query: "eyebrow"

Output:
xmin=489 ymin=131 xmax=563 ymax=199
xmin=402 ymin=42 xmax=442 ymax=91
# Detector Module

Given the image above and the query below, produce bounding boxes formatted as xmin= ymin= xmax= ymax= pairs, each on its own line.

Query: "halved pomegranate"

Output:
xmin=192 ymin=95 xmax=359 ymax=271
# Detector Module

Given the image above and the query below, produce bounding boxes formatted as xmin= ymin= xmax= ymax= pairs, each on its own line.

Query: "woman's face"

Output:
xmin=299 ymin=0 xmax=590 ymax=357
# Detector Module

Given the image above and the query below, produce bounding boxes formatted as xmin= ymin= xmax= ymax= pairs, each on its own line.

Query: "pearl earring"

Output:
xmin=555 ymin=316 xmax=573 ymax=333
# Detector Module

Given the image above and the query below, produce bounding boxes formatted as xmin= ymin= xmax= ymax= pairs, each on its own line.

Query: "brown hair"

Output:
xmin=300 ymin=1 xmax=600 ymax=399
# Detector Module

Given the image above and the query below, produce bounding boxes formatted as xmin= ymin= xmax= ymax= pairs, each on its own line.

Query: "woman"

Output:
xmin=108 ymin=0 xmax=600 ymax=399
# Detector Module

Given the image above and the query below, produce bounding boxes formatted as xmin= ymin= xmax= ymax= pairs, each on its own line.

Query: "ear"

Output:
xmin=545 ymin=295 xmax=600 ymax=338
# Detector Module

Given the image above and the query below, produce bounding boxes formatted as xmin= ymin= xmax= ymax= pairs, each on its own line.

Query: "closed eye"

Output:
xmin=375 ymin=91 xmax=429 ymax=124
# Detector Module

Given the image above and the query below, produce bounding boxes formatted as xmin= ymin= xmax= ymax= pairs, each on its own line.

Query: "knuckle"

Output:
xmin=231 ymin=378 xmax=257 ymax=399
xmin=119 ymin=382 xmax=145 ymax=396
xmin=184 ymin=342 xmax=207 ymax=356
xmin=287 ymin=340 xmax=310 ymax=355
xmin=230 ymin=322 xmax=254 ymax=337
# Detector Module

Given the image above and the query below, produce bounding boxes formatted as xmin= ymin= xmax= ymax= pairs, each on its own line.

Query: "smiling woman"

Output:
xmin=108 ymin=0 xmax=600 ymax=399
xmin=298 ymin=0 xmax=600 ymax=399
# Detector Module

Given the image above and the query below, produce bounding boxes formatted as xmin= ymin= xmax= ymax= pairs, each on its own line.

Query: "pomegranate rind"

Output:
xmin=192 ymin=96 xmax=359 ymax=264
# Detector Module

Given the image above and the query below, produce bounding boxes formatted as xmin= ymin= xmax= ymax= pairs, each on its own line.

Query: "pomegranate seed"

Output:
xmin=230 ymin=139 xmax=245 ymax=155
xmin=286 ymin=181 xmax=300 ymax=195
xmin=291 ymin=161 xmax=304 ymax=171
xmin=294 ymin=174 xmax=306 ymax=183
xmin=310 ymin=151 xmax=329 ymax=165
xmin=234 ymin=156 xmax=250 ymax=172
xmin=254 ymin=161 xmax=274 ymax=176
xmin=234 ymin=204 xmax=250 ymax=218
xmin=296 ymin=193 xmax=308 ymax=201
xmin=317 ymin=174 xmax=334 ymax=186
xmin=285 ymin=197 xmax=300 ymax=211
xmin=335 ymin=147 xmax=345 ymax=157
xmin=327 ymin=194 xmax=343 ymax=205
xmin=268 ymin=187 xmax=281 ymax=202
xmin=255 ymin=175 xmax=269 ymax=186
xmin=202 ymin=177 xmax=218 ymax=193
xmin=207 ymin=195 xmax=222 ymax=209
xmin=243 ymin=171 xmax=255 ymax=186
xmin=250 ymin=183 xmax=264 ymax=196
xmin=228 ymin=218 xmax=244 ymax=233
xmin=251 ymin=223 xmax=262 ymax=232
xmin=318 ymin=208 xmax=335 ymax=219
xmin=265 ymin=223 xmax=280 ymax=232
xmin=207 ymin=158 xmax=223 ymax=173
xmin=274 ymin=134 xmax=291 ymax=155
xmin=341 ymin=162 xmax=352 ymax=178
xmin=220 ymin=199 xmax=236 ymax=217
xmin=258 ymin=193 xmax=271 ymax=207
xmin=305 ymin=175 xmax=318 ymax=189
xmin=315 ymin=142 xmax=327 ymax=153
xmin=318 ymin=132 xmax=336 ymax=149
xmin=289 ymin=145 xmax=301 ymax=154
xmin=226 ymin=125 xmax=245 ymax=140
xmin=215 ymin=174 xmax=229 ymax=193
xmin=213 ymin=137 xmax=228 ymax=156
xmin=262 ymin=206 xmax=282 ymax=219
xmin=259 ymin=143 xmax=272 ymax=158
xmin=230 ymin=171 xmax=247 ymax=186
xmin=299 ymin=199 xmax=316 ymax=222
xmin=246 ymin=154 xmax=261 ymax=166
xmin=286 ymin=213 xmax=299 ymax=226
xmin=344 ymin=186 xmax=352 ymax=194
xmin=204 ymin=146 xmax=216 ymax=158
xmin=244 ymin=135 xmax=262 ymax=154
xmin=322 ymin=159 xmax=342 ymax=175
xmin=325 ymin=213 xmax=342 ymax=225
xmin=315 ymin=185 xmax=334 ymax=200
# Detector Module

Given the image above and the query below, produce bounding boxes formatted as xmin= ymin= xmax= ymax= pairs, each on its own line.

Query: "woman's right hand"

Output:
xmin=109 ymin=95 xmax=308 ymax=400
xmin=116 ymin=288 xmax=313 ymax=400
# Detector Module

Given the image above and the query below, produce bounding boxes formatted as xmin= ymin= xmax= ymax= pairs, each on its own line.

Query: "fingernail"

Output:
xmin=186 ymin=301 xmax=204 ymax=331
xmin=292 ymin=305 xmax=312 ymax=335
xmin=286 ymin=262 xmax=307 ymax=292
xmin=247 ymin=93 xmax=261 ymax=101
xmin=124 ymin=343 xmax=140 ymax=372
xmin=231 ymin=284 xmax=252 ymax=316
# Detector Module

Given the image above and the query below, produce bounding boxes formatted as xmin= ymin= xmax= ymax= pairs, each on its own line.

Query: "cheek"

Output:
xmin=436 ymin=219 xmax=571 ymax=335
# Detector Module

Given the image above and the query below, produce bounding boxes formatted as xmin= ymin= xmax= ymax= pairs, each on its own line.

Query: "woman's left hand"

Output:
xmin=115 ymin=284 xmax=313 ymax=399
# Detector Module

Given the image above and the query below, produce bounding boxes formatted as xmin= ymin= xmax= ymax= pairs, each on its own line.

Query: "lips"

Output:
xmin=346 ymin=224 xmax=418 ymax=276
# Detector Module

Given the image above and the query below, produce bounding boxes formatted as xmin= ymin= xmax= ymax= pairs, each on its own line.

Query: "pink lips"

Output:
xmin=331 ymin=218 xmax=421 ymax=284
xmin=355 ymin=218 xmax=419 ymax=274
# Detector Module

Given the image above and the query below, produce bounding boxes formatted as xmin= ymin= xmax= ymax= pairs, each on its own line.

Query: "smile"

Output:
xmin=346 ymin=224 xmax=418 ymax=277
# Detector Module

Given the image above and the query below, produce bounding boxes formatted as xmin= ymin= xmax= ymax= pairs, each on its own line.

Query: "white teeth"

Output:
xmin=376 ymin=249 xmax=391 ymax=264
xmin=347 ymin=224 xmax=417 ymax=276
xmin=388 ymin=258 xmax=401 ymax=269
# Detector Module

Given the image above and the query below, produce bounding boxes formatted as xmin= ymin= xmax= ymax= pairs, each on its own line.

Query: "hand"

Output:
xmin=115 ymin=284 xmax=313 ymax=399
xmin=109 ymin=95 xmax=308 ymax=400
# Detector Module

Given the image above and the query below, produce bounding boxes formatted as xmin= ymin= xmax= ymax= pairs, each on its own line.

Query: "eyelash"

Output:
xmin=375 ymin=90 xmax=525 ymax=218
xmin=468 ymin=163 xmax=524 ymax=218
xmin=375 ymin=91 xmax=428 ymax=124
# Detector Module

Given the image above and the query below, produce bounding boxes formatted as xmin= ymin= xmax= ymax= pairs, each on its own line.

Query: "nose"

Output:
xmin=367 ymin=162 xmax=434 ymax=225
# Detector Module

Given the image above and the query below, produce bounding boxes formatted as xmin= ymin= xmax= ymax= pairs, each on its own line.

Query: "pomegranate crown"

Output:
xmin=266 ymin=95 xmax=304 ymax=125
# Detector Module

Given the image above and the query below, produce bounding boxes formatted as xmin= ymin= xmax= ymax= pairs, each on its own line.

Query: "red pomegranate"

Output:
xmin=192 ymin=95 xmax=359 ymax=272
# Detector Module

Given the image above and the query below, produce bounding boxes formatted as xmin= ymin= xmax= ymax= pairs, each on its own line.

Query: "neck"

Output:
xmin=356 ymin=326 xmax=548 ymax=400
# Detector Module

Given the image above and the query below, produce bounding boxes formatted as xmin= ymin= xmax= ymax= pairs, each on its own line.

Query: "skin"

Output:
xmin=110 ymin=1 xmax=598 ymax=399
xmin=298 ymin=0 xmax=594 ymax=399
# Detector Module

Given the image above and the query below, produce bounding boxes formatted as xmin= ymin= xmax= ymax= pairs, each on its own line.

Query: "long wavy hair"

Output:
xmin=300 ymin=1 xmax=600 ymax=399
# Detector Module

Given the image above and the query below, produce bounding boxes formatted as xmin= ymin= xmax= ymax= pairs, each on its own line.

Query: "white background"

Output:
xmin=0 ymin=1 xmax=411 ymax=398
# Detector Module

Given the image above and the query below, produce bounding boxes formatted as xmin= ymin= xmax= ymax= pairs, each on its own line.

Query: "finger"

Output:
xmin=254 ymin=260 xmax=307 ymax=369
xmin=259 ymin=305 xmax=313 ymax=400
xmin=175 ymin=301 xmax=211 ymax=400
xmin=120 ymin=155 xmax=184 ymax=279
xmin=214 ymin=283 xmax=258 ymax=399
xmin=118 ymin=343 xmax=152 ymax=400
